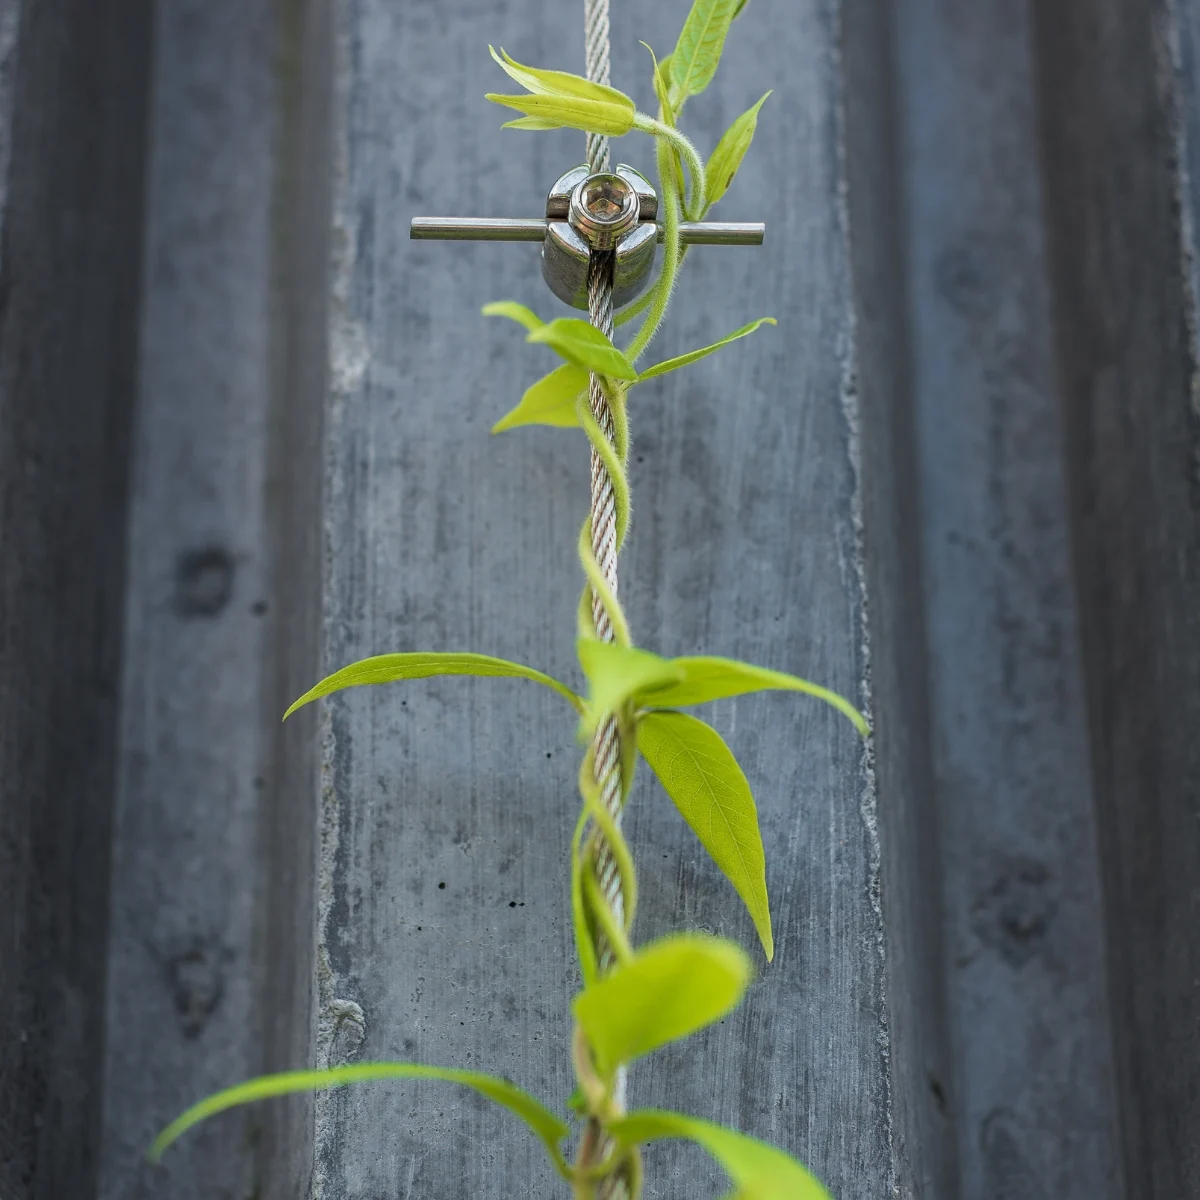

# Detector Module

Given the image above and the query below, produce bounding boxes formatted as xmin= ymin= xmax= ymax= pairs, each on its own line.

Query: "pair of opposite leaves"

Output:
xmin=283 ymin=640 xmax=867 ymax=964
xmin=151 ymin=930 xmax=829 ymax=1198
xmin=483 ymin=301 xmax=776 ymax=433
xmin=486 ymin=0 xmax=760 ymax=153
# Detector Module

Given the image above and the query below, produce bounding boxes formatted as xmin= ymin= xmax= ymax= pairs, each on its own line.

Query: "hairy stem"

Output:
xmin=624 ymin=134 xmax=683 ymax=364
xmin=634 ymin=114 xmax=706 ymax=220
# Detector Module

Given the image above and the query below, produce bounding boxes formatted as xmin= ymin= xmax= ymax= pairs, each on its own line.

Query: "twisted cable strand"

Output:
xmin=585 ymin=249 xmax=626 ymax=972
xmin=578 ymin=3 xmax=634 ymax=1196
xmin=585 ymin=0 xmax=611 ymax=171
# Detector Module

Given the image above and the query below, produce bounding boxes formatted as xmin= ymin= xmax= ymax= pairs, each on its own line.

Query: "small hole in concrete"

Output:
xmin=930 ymin=1076 xmax=948 ymax=1114
xmin=509 ymin=901 xmax=517 ymax=908
xmin=175 ymin=546 xmax=234 ymax=617
xmin=251 ymin=600 xmax=267 ymax=616
xmin=438 ymin=881 xmax=446 ymax=890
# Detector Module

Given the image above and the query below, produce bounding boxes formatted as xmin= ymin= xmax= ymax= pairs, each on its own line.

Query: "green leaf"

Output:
xmin=670 ymin=0 xmax=741 ymax=99
xmin=493 ymin=363 xmax=588 ymax=432
xmin=486 ymin=306 xmax=634 ymax=382
xmin=638 ymin=317 xmax=776 ymax=382
xmin=705 ymin=92 xmax=771 ymax=208
xmin=577 ymin=639 xmax=683 ymax=728
xmin=644 ymin=655 xmax=869 ymax=736
xmin=642 ymin=42 xmax=677 ymax=127
xmin=608 ymin=1109 xmax=831 ymax=1200
xmin=527 ymin=318 xmax=638 ymax=380
xmin=501 ymin=115 xmax=566 ymax=131
xmin=572 ymin=934 xmax=751 ymax=1072
xmin=637 ymin=711 xmax=772 ymax=959
xmin=486 ymin=42 xmax=640 ymax=134
xmin=283 ymin=652 xmax=582 ymax=719
xmin=489 ymin=46 xmax=632 ymax=107
xmin=149 ymin=1063 xmax=570 ymax=1173
xmin=482 ymin=300 xmax=545 ymax=334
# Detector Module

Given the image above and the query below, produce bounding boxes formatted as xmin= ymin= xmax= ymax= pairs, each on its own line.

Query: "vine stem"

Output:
xmin=624 ymin=135 xmax=685 ymax=365
xmin=575 ymin=2 xmax=637 ymax=1197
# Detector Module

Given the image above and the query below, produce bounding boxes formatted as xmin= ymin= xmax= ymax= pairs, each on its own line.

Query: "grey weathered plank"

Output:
xmin=97 ymin=0 xmax=330 ymax=1197
xmin=1034 ymin=0 xmax=1200 ymax=1193
xmin=839 ymin=2 xmax=958 ymax=1194
xmin=890 ymin=3 xmax=1123 ymax=1196
xmin=5 ymin=0 xmax=1198 ymax=1195
xmin=97 ymin=1 xmax=284 ymax=1195
xmin=0 ymin=0 xmax=154 ymax=1195
xmin=312 ymin=0 xmax=887 ymax=1196
xmin=845 ymin=0 xmax=1200 ymax=1196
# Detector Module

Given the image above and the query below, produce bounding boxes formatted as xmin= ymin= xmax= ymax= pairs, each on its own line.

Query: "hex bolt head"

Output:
xmin=568 ymin=173 xmax=640 ymax=250
xmin=542 ymin=164 xmax=658 ymax=309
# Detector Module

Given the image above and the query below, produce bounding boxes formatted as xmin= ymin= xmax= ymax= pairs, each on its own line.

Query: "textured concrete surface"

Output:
xmin=98 ymin=0 xmax=285 ymax=1195
xmin=0 ymin=0 xmax=154 ymax=1195
xmin=4 ymin=0 xmax=1200 ymax=1196
xmin=98 ymin=0 xmax=329 ymax=1197
xmin=894 ymin=2 xmax=1122 ymax=1195
xmin=312 ymin=1 xmax=886 ymax=1196
xmin=1034 ymin=1 xmax=1200 ymax=1192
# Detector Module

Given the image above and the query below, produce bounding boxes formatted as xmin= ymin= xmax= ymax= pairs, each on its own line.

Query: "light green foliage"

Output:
xmin=609 ymin=1110 xmax=832 ymax=1200
xmin=637 ymin=711 xmax=773 ymax=959
xmin=642 ymin=654 xmax=870 ymax=736
xmin=486 ymin=301 xmax=637 ymax=381
xmin=161 ymin=7 xmax=842 ymax=1197
xmin=491 ymin=319 xmax=777 ymax=430
xmin=577 ymin=637 xmax=684 ymax=727
xmin=573 ymin=933 xmax=751 ymax=1072
xmin=493 ymin=363 xmax=589 ymax=432
xmin=638 ymin=317 xmax=775 ymax=380
xmin=669 ymin=0 xmax=742 ymax=103
xmin=528 ymin=319 xmax=638 ymax=380
xmin=644 ymin=43 xmax=677 ymax=128
xmin=283 ymin=651 xmax=582 ymax=719
xmin=574 ymin=641 xmax=866 ymax=735
xmin=482 ymin=299 xmax=544 ymax=334
xmin=706 ymin=92 xmax=771 ymax=208
xmin=150 ymin=1063 xmax=570 ymax=1174
xmin=486 ymin=46 xmax=637 ymax=135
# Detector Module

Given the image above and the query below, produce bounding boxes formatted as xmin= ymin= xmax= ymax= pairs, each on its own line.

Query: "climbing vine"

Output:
xmin=152 ymin=3 xmax=866 ymax=1196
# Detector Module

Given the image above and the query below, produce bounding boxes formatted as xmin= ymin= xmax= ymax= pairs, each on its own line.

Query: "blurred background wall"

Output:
xmin=1 ymin=0 xmax=1198 ymax=1196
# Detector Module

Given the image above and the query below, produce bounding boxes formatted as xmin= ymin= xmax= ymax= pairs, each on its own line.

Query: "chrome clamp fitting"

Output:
xmin=541 ymin=164 xmax=658 ymax=310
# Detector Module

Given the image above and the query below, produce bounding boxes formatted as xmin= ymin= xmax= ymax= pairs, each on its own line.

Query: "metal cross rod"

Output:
xmin=410 ymin=165 xmax=765 ymax=311
xmin=410 ymin=216 xmax=765 ymax=246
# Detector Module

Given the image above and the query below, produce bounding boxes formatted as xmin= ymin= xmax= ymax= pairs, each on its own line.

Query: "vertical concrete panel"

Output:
xmin=98 ymin=1 xmax=282 ymax=1195
xmin=97 ymin=0 xmax=330 ymax=1195
xmin=1035 ymin=0 xmax=1200 ymax=1193
xmin=313 ymin=0 xmax=889 ymax=1194
xmin=0 ymin=0 xmax=154 ymax=1194
xmin=892 ymin=2 xmax=1123 ymax=1195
